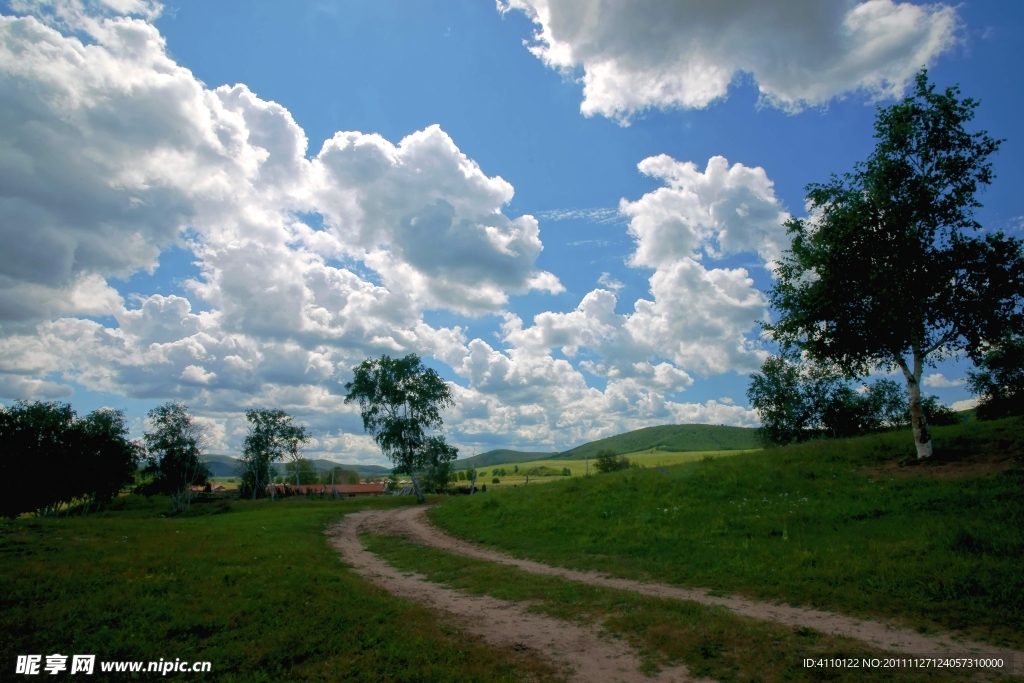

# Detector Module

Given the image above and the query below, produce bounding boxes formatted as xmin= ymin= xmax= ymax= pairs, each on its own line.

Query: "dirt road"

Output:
xmin=386 ymin=505 xmax=1021 ymax=670
xmin=328 ymin=509 xmax=698 ymax=683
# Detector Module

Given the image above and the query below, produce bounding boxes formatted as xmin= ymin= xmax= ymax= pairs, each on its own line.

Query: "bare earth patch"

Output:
xmin=863 ymin=452 xmax=1020 ymax=479
xmin=327 ymin=510 xmax=698 ymax=683
xmin=384 ymin=505 xmax=1022 ymax=674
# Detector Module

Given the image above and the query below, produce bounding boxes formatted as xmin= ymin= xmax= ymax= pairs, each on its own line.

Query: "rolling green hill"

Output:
xmin=454 ymin=425 xmax=758 ymax=471
xmin=558 ymin=424 xmax=759 ymax=461
xmin=202 ymin=454 xmax=392 ymax=478
xmin=454 ymin=449 xmax=555 ymax=470
xmin=202 ymin=454 xmax=243 ymax=477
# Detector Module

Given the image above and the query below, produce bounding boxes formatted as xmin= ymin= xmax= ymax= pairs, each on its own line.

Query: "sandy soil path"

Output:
xmin=387 ymin=505 xmax=1021 ymax=672
xmin=327 ymin=509 xmax=699 ymax=683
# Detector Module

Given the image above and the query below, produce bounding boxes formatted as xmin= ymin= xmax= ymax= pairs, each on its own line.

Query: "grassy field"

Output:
xmin=0 ymin=494 xmax=561 ymax=682
xmin=365 ymin=534 xmax=998 ymax=683
xmin=477 ymin=448 xmax=755 ymax=488
xmin=559 ymin=423 xmax=760 ymax=460
xmin=5 ymin=421 xmax=1020 ymax=680
xmin=431 ymin=418 xmax=1024 ymax=649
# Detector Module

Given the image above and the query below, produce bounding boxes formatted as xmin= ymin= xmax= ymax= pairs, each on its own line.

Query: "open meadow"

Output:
xmin=0 ymin=495 xmax=561 ymax=682
xmin=432 ymin=418 xmax=1024 ymax=652
xmin=2 ymin=419 xmax=1021 ymax=682
xmin=476 ymin=449 xmax=758 ymax=488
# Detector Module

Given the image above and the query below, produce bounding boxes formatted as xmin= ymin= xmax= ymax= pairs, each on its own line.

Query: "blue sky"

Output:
xmin=1 ymin=0 xmax=1021 ymax=463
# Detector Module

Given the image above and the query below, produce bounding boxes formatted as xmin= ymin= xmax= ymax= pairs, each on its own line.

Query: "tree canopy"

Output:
xmin=967 ymin=336 xmax=1024 ymax=420
xmin=141 ymin=402 xmax=210 ymax=511
xmin=239 ymin=408 xmax=308 ymax=497
xmin=594 ymin=449 xmax=631 ymax=473
xmin=284 ymin=458 xmax=320 ymax=485
xmin=747 ymin=354 xmax=956 ymax=446
xmin=0 ymin=401 xmax=141 ymax=517
xmin=765 ymin=70 xmax=1022 ymax=458
xmin=344 ymin=354 xmax=457 ymax=503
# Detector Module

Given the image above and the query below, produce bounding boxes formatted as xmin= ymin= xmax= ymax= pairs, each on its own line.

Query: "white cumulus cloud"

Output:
xmin=499 ymin=0 xmax=959 ymax=122
xmin=923 ymin=372 xmax=965 ymax=388
xmin=437 ymin=152 xmax=786 ymax=449
xmin=0 ymin=1 xmax=779 ymax=462
xmin=950 ymin=397 xmax=977 ymax=411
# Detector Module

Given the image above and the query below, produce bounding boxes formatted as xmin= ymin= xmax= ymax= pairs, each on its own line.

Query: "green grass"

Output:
xmin=559 ymin=424 xmax=760 ymax=460
xmin=430 ymin=418 xmax=1024 ymax=649
xmin=365 ymin=534 xmax=1003 ymax=683
xmin=477 ymin=450 xmax=750 ymax=488
xmin=0 ymin=495 xmax=561 ymax=682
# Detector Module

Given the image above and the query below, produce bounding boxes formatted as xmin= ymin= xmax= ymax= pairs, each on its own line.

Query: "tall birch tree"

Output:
xmin=344 ymin=354 xmax=456 ymax=504
xmin=766 ymin=70 xmax=1024 ymax=458
xmin=142 ymin=402 xmax=210 ymax=511
xmin=239 ymin=409 xmax=307 ymax=498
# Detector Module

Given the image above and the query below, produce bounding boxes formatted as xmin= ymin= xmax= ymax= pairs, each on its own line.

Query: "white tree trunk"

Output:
xmin=409 ymin=468 xmax=425 ymax=504
xmin=900 ymin=354 xmax=933 ymax=459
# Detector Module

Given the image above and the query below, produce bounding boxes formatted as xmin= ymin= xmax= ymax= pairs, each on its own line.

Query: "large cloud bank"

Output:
xmin=0 ymin=1 xmax=791 ymax=461
xmin=499 ymin=0 xmax=959 ymax=122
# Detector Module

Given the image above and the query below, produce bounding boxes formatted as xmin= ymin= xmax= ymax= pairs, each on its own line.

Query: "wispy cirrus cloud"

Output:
xmin=536 ymin=207 xmax=625 ymax=224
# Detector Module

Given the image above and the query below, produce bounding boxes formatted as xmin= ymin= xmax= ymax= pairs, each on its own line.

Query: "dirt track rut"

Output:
xmin=386 ymin=505 xmax=1021 ymax=672
xmin=328 ymin=509 xmax=698 ymax=683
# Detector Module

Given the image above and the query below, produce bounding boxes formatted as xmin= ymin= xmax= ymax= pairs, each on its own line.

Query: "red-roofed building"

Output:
xmin=267 ymin=482 xmax=388 ymax=497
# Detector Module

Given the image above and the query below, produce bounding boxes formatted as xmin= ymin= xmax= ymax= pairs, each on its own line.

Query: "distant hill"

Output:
xmin=453 ymin=424 xmax=760 ymax=469
xmin=203 ymin=454 xmax=243 ymax=477
xmin=454 ymin=449 xmax=555 ymax=470
xmin=202 ymin=454 xmax=392 ymax=478
xmin=558 ymin=424 xmax=760 ymax=461
xmin=303 ymin=459 xmax=393 ymax=478
xmin=204 ymin=424 xmax=759 ymax=476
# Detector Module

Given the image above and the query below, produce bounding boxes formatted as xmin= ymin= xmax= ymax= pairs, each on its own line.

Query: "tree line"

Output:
xmin=1 ymin=363 xmax=468 ymax=516
xmin=0 ymin=401 xmax=141 ymax=518
xmin=0 ymin=399 xmax=343 ymax=516
xmin=276 ymin=462 xmax=362 ymax=486
xmin=0 ymin=400 xmax=213 ymax=517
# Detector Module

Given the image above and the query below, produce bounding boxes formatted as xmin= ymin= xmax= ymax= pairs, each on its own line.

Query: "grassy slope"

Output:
xmin=559 ymin=424 xmax=760 ymax=460
xmin=430 ymin=419 xmax=1024 ymax=649
xmin=477 ymin=450 xmax=752 ymax=488
xmin=457 ymin=424 xmax=760 ymax=472
xmin=454 ymin=449 xmax=556 ymax=470
xmin=0 ymin=495 xmax=558 ymax=682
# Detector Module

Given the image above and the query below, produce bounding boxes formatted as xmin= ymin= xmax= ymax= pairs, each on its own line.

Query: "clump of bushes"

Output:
xmin=594 ymin=449 xmax=631 ymax=473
